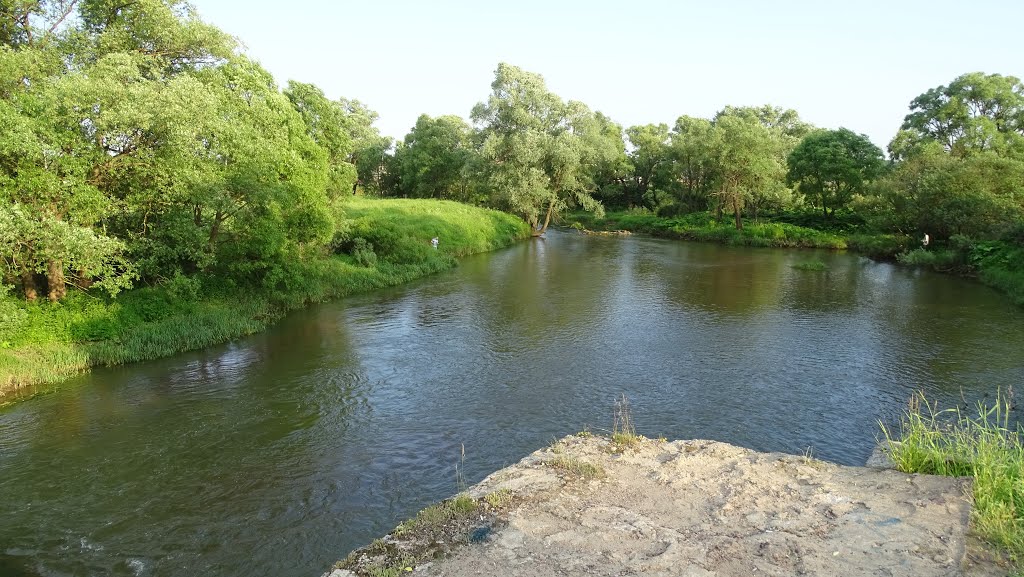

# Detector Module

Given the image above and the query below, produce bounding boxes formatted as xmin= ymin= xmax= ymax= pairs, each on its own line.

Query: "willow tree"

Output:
xmin=891 ymin=72 xmax=1024 ymax=161
xmin=712 ymin=114 xmax=786 ymax=230
xmin=471 ymin=63 xmax=604 ymax=235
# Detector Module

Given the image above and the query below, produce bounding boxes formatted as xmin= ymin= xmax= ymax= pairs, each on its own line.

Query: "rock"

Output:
xmin=331 ymin=436 xmax=1005 ymax=577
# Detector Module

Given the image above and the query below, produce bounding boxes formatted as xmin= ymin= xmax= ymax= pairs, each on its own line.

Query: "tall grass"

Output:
xmin=0 ymin=199 xmax=529 ymax=402
xmin=881 ymin=392 xmax=1024 ymax=561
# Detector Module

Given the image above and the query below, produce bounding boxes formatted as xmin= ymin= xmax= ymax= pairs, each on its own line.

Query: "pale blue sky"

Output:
xmin=189 ymin=0 xmax=1022 ymax=149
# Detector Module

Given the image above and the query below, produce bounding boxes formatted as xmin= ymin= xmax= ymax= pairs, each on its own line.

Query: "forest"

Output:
xmin=1 ymin=0 xmax=1023 ymax=391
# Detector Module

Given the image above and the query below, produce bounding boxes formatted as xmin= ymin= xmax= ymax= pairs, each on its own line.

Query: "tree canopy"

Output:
xmin=787 ymin=128 xmax=885 ymax=217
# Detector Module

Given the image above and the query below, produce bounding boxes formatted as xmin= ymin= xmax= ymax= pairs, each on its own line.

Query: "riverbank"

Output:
xmin=328 ymin=435 xmax=1005 ymax=577
xmin=0 ymin=198 xmax=529 ymax=404
xmin=568 ymin=211 xmax=1024 ymax=306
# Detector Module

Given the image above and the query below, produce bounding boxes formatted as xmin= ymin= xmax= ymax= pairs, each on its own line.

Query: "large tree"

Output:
xmin=471 ymin=63 xmax=603 ymax=234
xmin=711 ymin=114 xmax=786 ymax=230
xmin=395 ymin=114 xmax=475 ymax=201
xmin=624 ymin=123 xmax=672 ymax=209
xmin=891 ymin=72 xmax=1024 ymax=160
xmin=668 ymin=115 xmax=720 ymax=213
xmin=787 ymin=128 xmax=884 ymax=218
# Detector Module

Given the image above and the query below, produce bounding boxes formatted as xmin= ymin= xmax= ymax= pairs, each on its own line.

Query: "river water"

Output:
xmin=1 ymin=231 xmax=1022 ymax=577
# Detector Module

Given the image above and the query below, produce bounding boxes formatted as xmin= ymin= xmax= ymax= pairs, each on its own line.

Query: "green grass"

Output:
xmin=881 ymin=392 xmax=1024 ymax=563
xmin=792 ymin=259 xmax=827 ymax=271
xmin=0 ymin=198 xmax=529 ymax=403
xmin=547 ymin=456 xmax=605 ymax=479
xmin=399 ymin=494 xmax=479 ymax=532
xmin=972 ymin=241 xmax=1024 ymax=306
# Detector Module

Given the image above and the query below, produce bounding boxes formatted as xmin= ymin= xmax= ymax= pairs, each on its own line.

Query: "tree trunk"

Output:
xmin=208 ymin=211 xmax=223 ymax=251
xmin=77 ymin=269 xmax=94 ymax=290
xmin=21 ymin=265 xmax=37 ymax=302
xmin=733 ymin=197 xmax=743 ymax=231
xmin=536 ymin=198 xmax=556 ymax=236
xmin=47 ymin=259 xmax=66 ymax=302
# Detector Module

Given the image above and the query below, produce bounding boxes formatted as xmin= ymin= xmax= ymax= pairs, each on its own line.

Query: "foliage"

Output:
xmin=572 ymin=211 xmax=847 ymax=249
xmin=471 ymin=63 xmax=607 ymax=234
xmin=0 ymin=198 xmax=528 ymax=399
xmin=892 ymin=72 xmax=1024 ymax=160
xmin=393 ymin=114 xmax=477 ymax=201
xmin=787 ymin=128 xmax=885 ymax=217
xmin=867 ymin=149 xmax=1024 ymax=240
xmin=881 ymin=392 xmax=1024 ymax=562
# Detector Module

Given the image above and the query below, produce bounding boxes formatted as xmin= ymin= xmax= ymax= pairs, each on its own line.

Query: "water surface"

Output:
xmin=1 ymin=231 xmax=1021 ymax=576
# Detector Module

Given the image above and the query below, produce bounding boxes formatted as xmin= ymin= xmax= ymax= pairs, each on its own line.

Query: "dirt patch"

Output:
xmin=327 ymin=436 xmax=1008 ymax=577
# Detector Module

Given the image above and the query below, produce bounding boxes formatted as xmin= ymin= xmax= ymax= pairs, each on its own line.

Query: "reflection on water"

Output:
xmin=1 ymin=230 xmax=1022 ymax=577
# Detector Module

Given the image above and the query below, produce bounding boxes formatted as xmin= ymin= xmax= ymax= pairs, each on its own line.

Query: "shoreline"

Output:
xmin=566 ymin=212 xmax=1023 ymax=306
xmin=0 ymin=199 xmax=530 ymax=406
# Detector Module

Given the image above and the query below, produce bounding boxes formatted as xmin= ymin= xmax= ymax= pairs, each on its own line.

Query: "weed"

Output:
xmin=612 ymin=394 xmax=640 ymax=449
xmin=455 ymin=443 xmax=466 ymax=492
xmin=406 ymin=494 xmax=479 ymax=531
xmin=484 ymin=488 xmax=513 ymax=509
xmin=365 ymin=552 xmax=415 ymax=577
xmin=548 ymin=456 xmax=605 ymax=479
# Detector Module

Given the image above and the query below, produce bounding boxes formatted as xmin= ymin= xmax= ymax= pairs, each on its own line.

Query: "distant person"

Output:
xmin=922 ymin=233 xmax=930 ymax=247
xmin=431 ymin=237 xmax=439 ymax=249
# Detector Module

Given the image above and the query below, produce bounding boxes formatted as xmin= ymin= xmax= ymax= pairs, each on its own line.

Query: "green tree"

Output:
xmin=712 ymin=114 xmax=786 ymax=230
xmin=284 ymin=81 xmax=358 ymax=199
xmin=868 ymin=148 xmax=1024 ymax=240
xmin=624 ymin=123 xmax=672 ymax=209
xmin=471 ymin=63 xmax=603 ymax=234
xmin=668 ymin=115 xmax=719 ymax=213
xmin=892 ymin=72 xmax=1024 ymax=160
xmin=338 ymin=97 xmax=393 ymax=195
xmin=787 ymin=128 xmax=884 ymax=217
xmin=396 ymin=114 xmax=475 ymax=201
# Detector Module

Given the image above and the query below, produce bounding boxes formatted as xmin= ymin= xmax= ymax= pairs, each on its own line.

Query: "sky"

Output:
xmin=188 ymin=0 xmax=1023 ymax=150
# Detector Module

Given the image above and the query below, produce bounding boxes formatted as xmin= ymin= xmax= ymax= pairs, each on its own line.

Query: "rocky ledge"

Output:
xmin=327 ymin=435 xmax=1006 ymax=577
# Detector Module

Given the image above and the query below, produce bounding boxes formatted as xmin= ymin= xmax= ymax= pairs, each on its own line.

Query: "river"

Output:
xmin=1 ymin=230 xmax=1022 ymax=577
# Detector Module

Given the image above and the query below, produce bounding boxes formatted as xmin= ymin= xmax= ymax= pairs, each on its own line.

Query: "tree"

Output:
xmin=668 ymin=116 xmax=719 ymax=213
xmin=396 ymin=114 xmax=475 ymax=201
xmin=868 ymin=148 xmax=1024 ymax=240
xmin=471 ymin=63 xmax=603 ymax=234
xmin=337 ymin=98 xmax=392 ymax=195
xmin=712 ymin=114 xmax=786 ymax=230
xmin=892 ymin=72 xmax=1024 ymax=160
xmin=787 ymin=128 xmax=884 ymax=217
xmin=624 ymin=123 xmax=671 ymax=209
xmin=284 ymin=81 xmax=358 ymax=199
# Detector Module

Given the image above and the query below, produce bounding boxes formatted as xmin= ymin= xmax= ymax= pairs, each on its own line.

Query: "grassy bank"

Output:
xmin=568 ymin=211 xmax=848 ymax=249
xmin=569 ymin=211 xmax=1024 ymax=305
xmin=881 ymin=394 xmax=1023 ymax=566
xmin=0 ymin=198 xmax=529 ymax=404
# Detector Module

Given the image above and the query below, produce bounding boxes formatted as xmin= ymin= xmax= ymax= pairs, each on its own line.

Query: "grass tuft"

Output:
xmin=484 ymin=488 xmax=514 ymax=509
xmin=548 ymin=456 xmax=605 ymax=479
xmin=881 ymin=391 xmax=1024 ymax=563
xmin=612 ymin=393 xmax=640 ymax=449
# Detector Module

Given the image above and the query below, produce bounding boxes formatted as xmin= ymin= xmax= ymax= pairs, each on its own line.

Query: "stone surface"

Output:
xmin=338 ymin=436 xmax=1008 ymax=577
